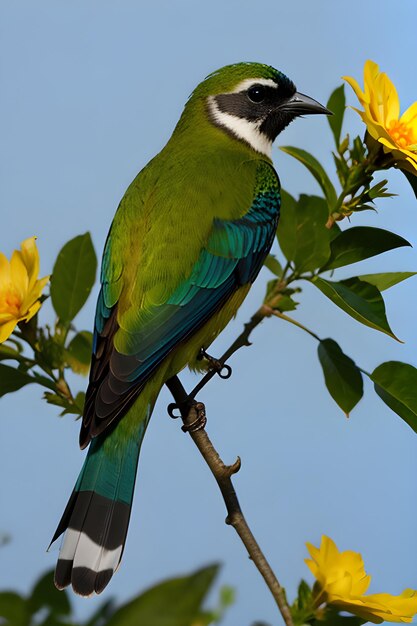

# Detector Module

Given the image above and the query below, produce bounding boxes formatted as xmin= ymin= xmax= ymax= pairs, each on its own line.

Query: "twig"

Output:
xmin=165 ymin=375 xmax=294 ymax=626
xmin=269 ymin=309 xmax=322 ymax=342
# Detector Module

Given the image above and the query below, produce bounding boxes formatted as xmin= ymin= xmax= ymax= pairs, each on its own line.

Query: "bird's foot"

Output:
xmin=167 ymin=397 xmax=207 ymax=433
xmin=198 ymin=348 xmax=232 ymax=380
xmin=181 ymin=402 xmax=207 ymax=433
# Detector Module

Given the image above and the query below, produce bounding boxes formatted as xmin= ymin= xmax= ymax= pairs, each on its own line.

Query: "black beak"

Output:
xmin=281 ymin=92 xmax=332 ymax=116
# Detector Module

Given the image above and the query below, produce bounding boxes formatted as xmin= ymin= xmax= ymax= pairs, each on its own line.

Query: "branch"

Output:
xmin=166 ymin=375 xmax=294 ymax=626
xmin=269 ymin=309 xmax=322 ymax=342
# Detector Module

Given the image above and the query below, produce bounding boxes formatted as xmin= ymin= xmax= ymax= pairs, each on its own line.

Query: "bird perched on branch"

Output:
xmin=51 ymin=62 xmax=329 ymax=596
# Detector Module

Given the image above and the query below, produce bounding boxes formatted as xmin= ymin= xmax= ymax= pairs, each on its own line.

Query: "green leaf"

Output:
xmin=277 ymin=188 xmax=298 ymax=246
xmin=358 ymin=272 xmax=416 ymax=291
xmin=370 ymin=361 xmax=417 ymax=433
xmin=277 ymin=195 xmax=332 ymax=272
xmin=296 ymin=580 xmax=312 ymax=612
xmin=276 ymin=189 xmax=297 ymax=257
xmin=402 ymin=169 xmax=417 ymax=199
xmin=0 ymin=364 xmax=38 ymax=398
xmin=367 ymin=178 xmax=393 ymax=200
xmin=50 ymin=233 xmax=97 ymax=322
xmin=352 ymin=135 xmax=367 ymax=163
xmin=312 ymin=277 xmax=398 ymax=340
xmin=264 ymin=254 xmax=283 ymax=277
xmin=0 ymin=344 xmax=25 ymax=362
xmin=264 ymin=279 xmax=279 ymax=303
xmin=43 ymin=391 xmax=85 ymax=417
xmin=280 ymin=146 xmax=338 ymax=209
xmin=274 ymin=294 xmax=299 ymax=312
xmin=263 ymin=280 xmax=299 ymax=312
xmin=280 ymin=188 xmax=298 ymax=213
xmin=327 ymin=84 xmax=345 ymax=146
xmin=73 ymin=391 xmax=86 ymax=415
xmin=27 ymin=569 xmax=71 ymax=619
xmin=43 ymin=392 xmax=67 ymax=408
xmin=328 ymin=221 xmax=342 ymax=242
xmin=321 ymin=227 xmax=410 ymax=271
xmin=0 ymin=592 xmax=28 ymax=626
xmin=106 ymin=564 xmax=219 ymax=626
xmin=0 ymin=363 xmax=56 ymax=398
xmin=318 ymin=339 xmax=363 ymax=415
xmin=218 ymin=586 xmax=235 ymax=610
xmin=31 ymin=371 xmax=56 ymax=391
xmin=65 ymin=331 xmax=93 ymax=375
xmin=290 ymin=579 xmax=314 ymax=626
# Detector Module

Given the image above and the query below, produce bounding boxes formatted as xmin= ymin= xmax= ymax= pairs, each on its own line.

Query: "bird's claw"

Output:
xmin=198 ymin=348 xmax=232 ymax=380
xmin=167 ymin=402 xmax=182 ymax=419
xmin=168 ymin=399 xmax=207 ymax=433
xmin=181 ymin=402 xmax=207 ymax=433
xmin=217 ymin=363 xmax=232 ymax=379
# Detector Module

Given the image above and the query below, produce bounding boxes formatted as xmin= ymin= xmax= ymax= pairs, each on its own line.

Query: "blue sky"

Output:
xmin=1 ymin=1 xmax=417 ymax=624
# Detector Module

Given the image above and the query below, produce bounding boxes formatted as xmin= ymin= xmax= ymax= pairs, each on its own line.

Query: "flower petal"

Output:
xmin=320 ymin=535 xmax=339 ymax=563
xmin=22 ymin=299 xmax=41 ymax=323
xmin=306 ymin=541 xmax=321 ymax=562
xmin=371 ymin=68 xmax=400 ymax=125
xmin=400 ymin=101 xmax=417 ymax=130
xmin=377 ymin=139 xmax=417 ymax=171
xmin=0 ymin=319 xmax=18 ymax=343
xmin=0 ymin=312 xmax=16 ymax=322
xmin=0 ymin=252 xmax=11 ymax=282
xmin=20 ymin=237 xmax=40 ymax=290
xmin=0 ymin=238 xmax=48 ymax=325
xmin=19 ymin=275 xmax=49 ymax=313
xmin=363 ymin=59 xmax=380 ymax=89
xmin=343 ymin=75 xmax=366 ymax=105
xmin=344 ymin=58 xmax=417 ymax=178
xmin=10 ymin=250 xmax=29 ymax=299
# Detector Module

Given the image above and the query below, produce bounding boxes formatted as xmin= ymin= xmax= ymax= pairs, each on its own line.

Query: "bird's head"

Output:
xmin=186 ymin=62 xmax=331 ymax=158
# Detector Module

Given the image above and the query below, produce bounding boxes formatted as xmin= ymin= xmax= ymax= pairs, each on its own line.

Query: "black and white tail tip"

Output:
xmin=52 ymin=490 xmax=131 ymax=596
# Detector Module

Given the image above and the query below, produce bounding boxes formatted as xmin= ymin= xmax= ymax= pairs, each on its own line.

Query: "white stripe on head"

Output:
xmin=231 ymin=77 xmax=279 ymax=93
xmin=208 ymin=96 xmax=272 ymax=157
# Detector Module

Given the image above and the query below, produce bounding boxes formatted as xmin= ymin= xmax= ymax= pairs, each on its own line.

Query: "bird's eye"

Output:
xmin=247 ymin=84 xmax=266 ymax=103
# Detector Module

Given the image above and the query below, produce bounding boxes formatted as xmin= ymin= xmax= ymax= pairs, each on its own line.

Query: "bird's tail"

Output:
xmin=51 ymin=403 xmax=152 ymax=596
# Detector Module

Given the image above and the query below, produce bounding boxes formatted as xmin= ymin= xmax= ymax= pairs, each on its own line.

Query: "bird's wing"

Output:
xmin=80 ymin=160 xmax=280 ymax=447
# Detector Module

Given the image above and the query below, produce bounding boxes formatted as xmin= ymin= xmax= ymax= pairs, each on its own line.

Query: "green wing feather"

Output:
xmin=80 ymin=159 xmax=280 ymax=447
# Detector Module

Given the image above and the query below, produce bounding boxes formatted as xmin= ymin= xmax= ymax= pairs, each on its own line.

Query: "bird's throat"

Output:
xmin=207 ymin=96 xmax=273 ymax=158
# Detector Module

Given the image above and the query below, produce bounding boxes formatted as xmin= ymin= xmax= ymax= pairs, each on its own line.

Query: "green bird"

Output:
xmin=52 ymin=62 xmax=329 ymax=596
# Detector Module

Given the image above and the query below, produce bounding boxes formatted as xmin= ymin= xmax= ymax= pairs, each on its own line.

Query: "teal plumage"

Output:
xmin=52 ymin=62 xmax=329 ymax=596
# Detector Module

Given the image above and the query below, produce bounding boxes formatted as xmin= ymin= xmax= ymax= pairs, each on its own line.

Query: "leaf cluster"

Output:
xmin=264 ymin=88 xmax=417 ymax=429
xmin=283 ymin=85 xmax=408 ymax=225
xmin=0 ymin=233 xmax=97 ymax=417
xmin=0 ymin=565 xmax=232 ymax=626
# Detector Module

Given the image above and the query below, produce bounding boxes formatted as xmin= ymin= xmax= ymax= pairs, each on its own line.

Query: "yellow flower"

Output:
xmin=306 ymin=536 xmax=417 ymax=623
xmin=0 ymin=237 xmax=49 ymax=343
xmin=343 ymin=60 xmax=417 ymax=175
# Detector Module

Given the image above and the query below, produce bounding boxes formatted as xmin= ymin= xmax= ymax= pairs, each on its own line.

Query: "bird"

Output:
xmin=51 ymin=62 xmax=329 ymax=596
